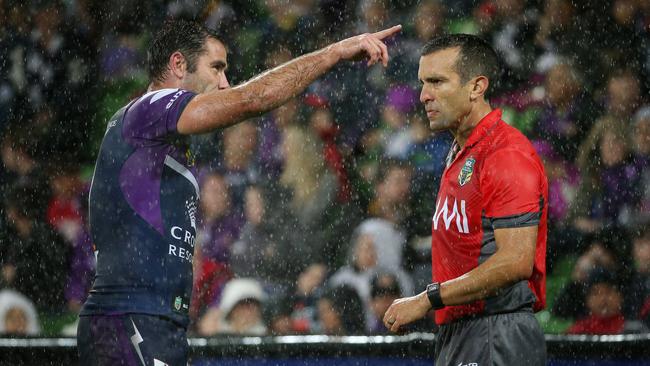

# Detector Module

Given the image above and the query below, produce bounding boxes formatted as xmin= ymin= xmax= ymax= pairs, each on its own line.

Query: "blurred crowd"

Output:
xmin=1 ymin=0 xmax=650 ymax=337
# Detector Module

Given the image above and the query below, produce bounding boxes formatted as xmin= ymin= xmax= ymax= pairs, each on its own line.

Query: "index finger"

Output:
xmin=372 ymin=24 xmax=402 ymax=40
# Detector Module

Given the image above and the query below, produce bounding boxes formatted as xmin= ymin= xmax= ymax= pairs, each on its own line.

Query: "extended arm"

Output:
xmin=177 ymin=25 xmax=401 ymax=134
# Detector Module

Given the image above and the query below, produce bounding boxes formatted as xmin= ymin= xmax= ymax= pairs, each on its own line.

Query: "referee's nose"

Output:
xmin=420 ymin=85 xmax=433 ymax=104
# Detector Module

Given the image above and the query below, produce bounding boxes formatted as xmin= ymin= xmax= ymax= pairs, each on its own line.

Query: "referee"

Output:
xmin=383 ymin=34 xmax=548 ymax=366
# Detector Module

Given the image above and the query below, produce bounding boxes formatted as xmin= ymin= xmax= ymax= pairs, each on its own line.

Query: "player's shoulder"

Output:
xmin=132 ymin=88 xmax=194 ymax=112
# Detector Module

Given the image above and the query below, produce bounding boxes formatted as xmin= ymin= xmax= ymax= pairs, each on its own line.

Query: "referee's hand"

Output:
xmin=383 ymin=291 xmax=431 ymax=333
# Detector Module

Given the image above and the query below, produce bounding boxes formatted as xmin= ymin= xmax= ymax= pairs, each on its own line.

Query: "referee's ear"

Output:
xmin=469 ymin=75 xmax=489 ymax=102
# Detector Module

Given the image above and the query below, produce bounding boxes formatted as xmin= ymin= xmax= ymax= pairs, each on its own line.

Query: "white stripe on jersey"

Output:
xmin=164 ymin=155 xmax=200 ymax=198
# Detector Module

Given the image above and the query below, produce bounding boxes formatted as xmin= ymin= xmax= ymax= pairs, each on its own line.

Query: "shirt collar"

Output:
xmin=462 ymin=108 xmax=502 ymax=148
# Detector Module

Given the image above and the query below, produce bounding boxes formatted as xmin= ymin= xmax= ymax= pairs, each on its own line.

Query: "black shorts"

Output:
xmin=77 ymin=314 xmax=188 ymax=366
xmin=435 ymin=311 xmax=546 ymax=366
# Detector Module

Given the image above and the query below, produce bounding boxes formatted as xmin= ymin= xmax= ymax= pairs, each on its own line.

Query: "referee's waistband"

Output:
xmin=438 ymin=305 xmax=534 ymax=328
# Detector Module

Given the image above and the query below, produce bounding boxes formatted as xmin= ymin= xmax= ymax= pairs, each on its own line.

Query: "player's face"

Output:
xmin=182 ymin=38 xmax=230 ymax=94
xmin=418 ymin=47 xmax=473 ymax=132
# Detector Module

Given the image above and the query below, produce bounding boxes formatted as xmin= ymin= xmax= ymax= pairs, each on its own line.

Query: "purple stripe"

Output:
xmin=114 ymin=316 xmax=141 ymax=366
xmin=87 ymin=315 xmax=140 ymax=365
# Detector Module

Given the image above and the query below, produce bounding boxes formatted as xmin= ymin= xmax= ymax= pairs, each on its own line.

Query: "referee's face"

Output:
xmin=418 ymin=48 xmax=473 ymax=133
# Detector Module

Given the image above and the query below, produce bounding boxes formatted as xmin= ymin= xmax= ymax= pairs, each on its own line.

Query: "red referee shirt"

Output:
xmin=431 ymin=109 xmax=548 ymax=325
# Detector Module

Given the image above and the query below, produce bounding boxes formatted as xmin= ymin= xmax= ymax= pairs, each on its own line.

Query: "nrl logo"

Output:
xmin=458 ymin=157 xmax=476 ymax=186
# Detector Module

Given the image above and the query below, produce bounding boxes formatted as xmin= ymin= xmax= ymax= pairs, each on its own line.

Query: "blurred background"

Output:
xmin=1 ymin=0 xmax=650 ymax=344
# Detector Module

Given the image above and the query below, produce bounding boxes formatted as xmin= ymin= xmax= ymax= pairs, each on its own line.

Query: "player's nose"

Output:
xmin=218 ymin=73 xmax=230 ymax=89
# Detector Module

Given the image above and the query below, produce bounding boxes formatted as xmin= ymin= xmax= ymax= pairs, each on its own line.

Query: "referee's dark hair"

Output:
xmin=421 ymin=34 xmax=500 ymax=89
xmin=148 ymin=20 xmax=222 ymax=83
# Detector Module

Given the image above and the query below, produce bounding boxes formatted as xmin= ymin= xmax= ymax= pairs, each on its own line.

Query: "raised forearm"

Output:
xmin=242 ymin=47 xmax=340 ymax=114
xmin=180 ymin=47 xmax=339 ymax=134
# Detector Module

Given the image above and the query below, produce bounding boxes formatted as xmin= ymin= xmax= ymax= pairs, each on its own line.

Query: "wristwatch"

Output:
xmin=426 ymin=282 xmax=445 ymax=310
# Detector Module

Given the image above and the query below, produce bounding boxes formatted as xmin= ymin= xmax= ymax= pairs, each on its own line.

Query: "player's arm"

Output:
xmin=177 ymin=25 xmax=401 ymax=135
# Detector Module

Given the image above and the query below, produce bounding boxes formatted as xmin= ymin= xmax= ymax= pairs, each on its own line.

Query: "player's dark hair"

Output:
xmin=148 ymin=20 xmax=222 ymax=83
xmin=421 ymin=34 xmax=500 ymax=87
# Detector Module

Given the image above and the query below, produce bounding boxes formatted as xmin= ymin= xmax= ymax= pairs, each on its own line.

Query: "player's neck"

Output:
xmin=148 ymin=79 xmax=182 ymax=92
xmin=453 ymin=102 xmax=492 ymax=148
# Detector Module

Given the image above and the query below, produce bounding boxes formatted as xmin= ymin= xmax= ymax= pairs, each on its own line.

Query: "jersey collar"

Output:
xmin=463 ymin=108 xmax=502 ymax=148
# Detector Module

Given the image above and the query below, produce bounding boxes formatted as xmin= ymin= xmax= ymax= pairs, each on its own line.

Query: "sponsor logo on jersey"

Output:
xmin=433 ymin=196 xmax=470 ymax=234
xmin=174 ymin=296 xmax=182 ymax=311
xmin=185 ymin=148 xmax=196 ymax=167
xmin=185 ymin=199 xmax=197 ymax=230
xmin=458 ymin=157 xmax=475 ymax=186
xmin=166 ymin=90 xmax=185 ymax=109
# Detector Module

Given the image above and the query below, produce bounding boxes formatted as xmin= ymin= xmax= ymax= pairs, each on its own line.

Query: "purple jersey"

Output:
xmin=81 ymin=88 xmax=198 ymax=327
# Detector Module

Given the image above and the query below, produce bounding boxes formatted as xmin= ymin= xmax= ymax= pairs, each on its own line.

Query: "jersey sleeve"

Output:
xmin=123 ymin=89 xmax=196 ymax=144
xmin=162 ymin=90 xmax=195 ymax=135
xmin=480 ymin=149 xmax=544 ymax=228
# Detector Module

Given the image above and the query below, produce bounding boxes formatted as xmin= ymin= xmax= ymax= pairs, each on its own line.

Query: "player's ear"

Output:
xmin=169 ymin=51 xmax=187 ymax=79
xmin=469 ymin=75 xmax=489 ymax=101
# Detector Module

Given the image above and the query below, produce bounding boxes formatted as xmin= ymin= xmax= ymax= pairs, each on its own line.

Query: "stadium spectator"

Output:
xmin=578 ymin=70 xmax=642 ymax=166
xmin=220 ymin=121 xmax=260 ymax=210
xmin=197 ymin=171 xmax=244 ymax=263
xmin=279 ymin=125 xmax=344 ymax=265
xmin=552 ymin=238 xmax=621 ymax=320
xmin=0 ymin=289 xmax=40 ymax=336
xmin=478 ymin=0 xmax=538 ymax=92
xmin=626 ymin=227 xmax=650 ymax=320
xmin=366 ymin=272 xmax=403 ymax=334
xmin=287 ymin=263 xmax=328 ymax=334
xmin=257 ymin=98 xmax=299 ymax=180
xmin=375 ymin=84 xmax=419 ymax=159
xmin=264 ymin=295 xmax=295 ymax=336
xmin=329 ymin=232 xmax=413 ymax=323
xmin=533 ymin=61 xmax=596 ymax=162
xmin=46 ymin=162 xmax=85 ymax=244
xmin=571 ymin=129 xmax=640 ymax=236
xmin=630 ymin=107 xmax=650 ymax=226
xmin=0 ymin=182 xmax=68 ymax=311
xmin=197 ymin=278 xmax=267 ymax=336
xmin=532 ymin=140 xmax=579 ymax=273
xmin=229 ymin=184 xmax=302 ymax=294
xmin=566 ymin=269 xmax=631 ymax=335
xmin=190 ymin=171 xmax=243 ymax=317
xmin=305 ymin=101 xmax=353 ymax=203
xmin=317 ymin=285 xmax=365 ymax=335
xmin=355 ymin=160 xmax=412 ymax=271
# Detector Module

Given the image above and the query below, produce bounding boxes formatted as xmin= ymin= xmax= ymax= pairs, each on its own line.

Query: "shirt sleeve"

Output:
xmin=480 ymin=148 xmax=544 ymax=228
xmin=123 ymin=89 xmax=196 ymax=144
xmin=163 ymin=90 xmax=195 ymax=135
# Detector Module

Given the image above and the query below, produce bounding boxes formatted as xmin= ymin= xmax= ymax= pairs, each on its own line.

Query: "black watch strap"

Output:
xmin=426 ymin=282 xmax=444 ymax=310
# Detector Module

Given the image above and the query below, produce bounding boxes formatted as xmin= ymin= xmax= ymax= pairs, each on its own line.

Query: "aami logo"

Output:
xmin=433 ymin=196 xmax=470 ymax=234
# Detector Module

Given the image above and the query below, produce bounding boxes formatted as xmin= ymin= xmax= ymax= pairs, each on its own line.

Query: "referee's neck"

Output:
xmin=454 ymin=103 xmax=492 ymax=148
